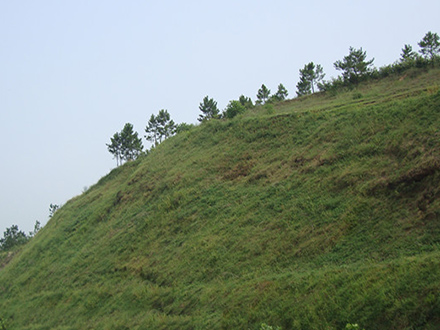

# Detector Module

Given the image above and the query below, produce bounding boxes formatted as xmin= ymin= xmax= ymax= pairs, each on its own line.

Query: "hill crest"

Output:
xmin=1 ymin=68 xmax=440 ymax=330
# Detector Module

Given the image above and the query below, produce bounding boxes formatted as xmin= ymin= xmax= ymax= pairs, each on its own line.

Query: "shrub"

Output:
xmin=223 ymin=100 xmax=246 ymax=119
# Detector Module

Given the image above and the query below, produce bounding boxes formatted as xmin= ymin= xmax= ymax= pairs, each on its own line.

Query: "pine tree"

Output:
xmin=198 ymin=96 xmax=219 ymax=122
xmin=309 ymin=64 xmax=325 ymax=93
xmin=145 ymin=110 xmax=177 ymax=146
xmin=256 ymin=84 xmax=271 ymax=105
xmin=296 ymin=62 xmax=325 ymax=96
xmin=400 ymin=44 xmax=417 ymax=62
xmin=156 ymin=109 xmax=176 ymax=142
xmin=108 ymin=123 xmax=143 ymax=165
xmin=145 ymin=114 xmax=160 ymax=146
xmin=238 ymin=95 xmax=253 ymax=109
xmin=120 ymin=123 xmax=143 ymax=161
xmin=296 ymin=74 xmax=311 ymax=96
xmin=273 ymin=83 xmax=288 ymax=101
xmin=418 ymin=31 xmax=440 ymax=61
xmin=334 ymin=47 xmax=374 ymax=84
xmin=106 ymin=132 xmax=123 ymax=166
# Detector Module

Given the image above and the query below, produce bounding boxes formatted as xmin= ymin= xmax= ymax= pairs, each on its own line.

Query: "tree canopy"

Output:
xmin=107 ymin=132 xmax=123 ymax=166
xmin=296 ymin=62 xmax=325 ymax=96
xmin=107 ymin=123 xmax=143 ymax=165
xmin=198 ymin=96 xmax=219 ymax=122
xmin=145 ymin=109 xmax=176 ymax=146
xmin=0 ymin=220 xmax=41 ymax=251
xmin=334 ymin=47 xmax=374 ymax=84
xmin=256 ymin=84 xmax=271 ymax=105
xmin=238 ymin=95 xmax=253 ymax=109
xmin=418 ymin=31 xmax=440 ymax=61
xmin=272 ymin=83 xmax=289 ymax=101
xmin=400 ymin=44 xmax=417 ymax=63
xmin=0 ymin=225 xmax=28 ymax=251
xmin=145 ymin=114 xmax=160 ymax=147
xmin=120 ymin=123 xmax=143 ymax=161
xmin=223 ymin=100 xmax=246 ymax=119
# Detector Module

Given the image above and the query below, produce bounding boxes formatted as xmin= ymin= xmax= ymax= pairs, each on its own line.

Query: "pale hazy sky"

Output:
xmin=1 ymin=0 xmax=439 ymax=235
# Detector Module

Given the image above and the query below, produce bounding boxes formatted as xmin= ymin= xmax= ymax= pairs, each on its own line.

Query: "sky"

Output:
xmin=1 ymin=0 xmax=439 ymax=235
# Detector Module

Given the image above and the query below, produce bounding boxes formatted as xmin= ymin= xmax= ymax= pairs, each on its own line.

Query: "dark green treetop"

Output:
xmin=256 ymin=84 xmax=271 ymax=105
xmin=0 ymin=225 xmax=28 ymax=251
xmin=107 ymin=132 xmax=123 ymax=166
xmin=296 ymin=74 xmax=311 ymax=97
xmin=156 ymin=109 xmax=176 ymax=141
xmin=272 ymin=83 xmax=289 ymax=101
xmin=223 ymin=100 xmax=246 ymax=119
xmin=145 ymin=109 xmax=176 ymax=146
xmin=198 ymin=96 xmax=219 ymax=122
xmin=334 ymin=47 xmax=374 ymax=84
xmin=145 ymin=114 xmax=160 ymax=146
xmin=238 ymin=95 xmax=253 ymax=109
xmin=108 ymin=123 xmax=143 ymax=165
xmin=120 ymin=123 xmax=143 ymax=161
xmin=400 ymin=44 xmax=417 ymax=62
xmin=418 ymin=31 xmax=440 ymax=60
xmin=296 ymin=62 xmax=325 ymax=96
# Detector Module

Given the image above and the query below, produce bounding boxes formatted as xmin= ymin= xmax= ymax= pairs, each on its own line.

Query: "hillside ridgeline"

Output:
xmin=1 ymin=68 xmax=440 ymax=330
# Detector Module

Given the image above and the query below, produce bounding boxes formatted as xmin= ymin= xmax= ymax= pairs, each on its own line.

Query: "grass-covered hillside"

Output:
xmin=1 ymin=68 xmax=440 ymax=330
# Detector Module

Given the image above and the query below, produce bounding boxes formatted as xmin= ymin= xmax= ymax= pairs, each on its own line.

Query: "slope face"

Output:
xmin=1 ymin=69 xmax=440 ymax=330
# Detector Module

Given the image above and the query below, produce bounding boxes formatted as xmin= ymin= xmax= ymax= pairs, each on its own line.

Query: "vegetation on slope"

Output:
xmin=0 ymin=68 xmax=440 ymax=330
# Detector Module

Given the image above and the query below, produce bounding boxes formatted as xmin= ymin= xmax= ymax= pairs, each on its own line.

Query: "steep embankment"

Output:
xmin=1 ymin=69 xmax=440 ymax=330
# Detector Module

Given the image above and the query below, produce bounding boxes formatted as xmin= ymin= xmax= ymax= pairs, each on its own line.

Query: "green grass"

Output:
xmin=0 ymin=68 xmax=440 ymax=329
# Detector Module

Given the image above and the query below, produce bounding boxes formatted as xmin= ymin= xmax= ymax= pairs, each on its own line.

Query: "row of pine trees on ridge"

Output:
xmin=104 ymin=31 xmax=438 ymax=165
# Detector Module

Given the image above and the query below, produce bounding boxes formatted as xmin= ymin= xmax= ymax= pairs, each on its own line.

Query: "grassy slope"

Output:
xmin=1 ymin=68 xmax=440 ymax=330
